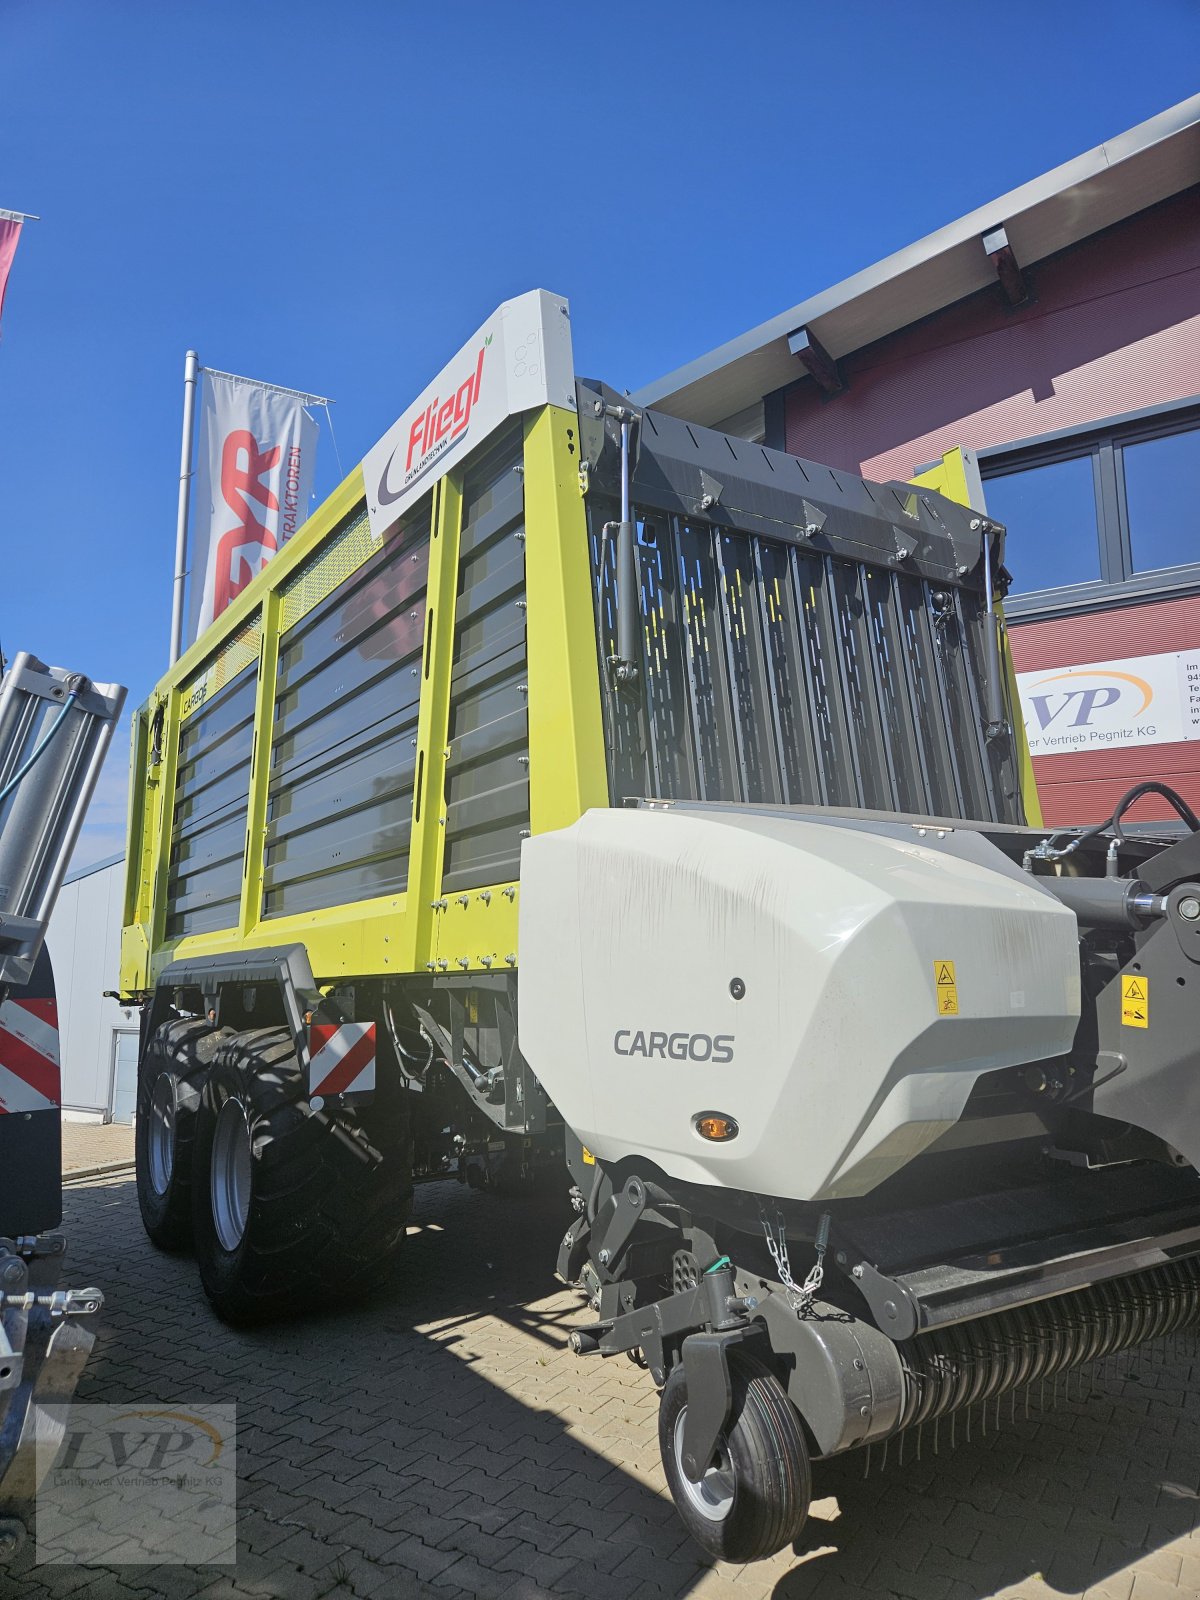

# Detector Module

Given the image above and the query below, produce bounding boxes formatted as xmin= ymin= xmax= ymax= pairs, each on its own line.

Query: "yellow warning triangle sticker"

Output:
xmin=936 ymin=962 xmax=956 ymax=986
xmin=1125 ymin=978 xmax=1146 ymax=1001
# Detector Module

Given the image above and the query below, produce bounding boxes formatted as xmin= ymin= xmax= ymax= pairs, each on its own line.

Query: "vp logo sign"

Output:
xmin=1026 ymin=668 xmax=1153 ymax=733
xmin=1017 ymin=659 xmax=1170 ymax=754
xmin=1018 ymin=649 xmax=1200 ymax=755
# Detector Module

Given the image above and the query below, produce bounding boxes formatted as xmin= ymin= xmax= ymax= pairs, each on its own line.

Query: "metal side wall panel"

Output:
xmin=580 ymin=389 xmax=1026 ymax=828
xmin=263 ymin=499 xmax=432 ymax=919
xmin=589 ymin=500 xmax=1018 ymax=823
xmin=441 ymin=422 xmax=530 ymax=895
xmin=165 ymin=665 xmax=256 ymax=938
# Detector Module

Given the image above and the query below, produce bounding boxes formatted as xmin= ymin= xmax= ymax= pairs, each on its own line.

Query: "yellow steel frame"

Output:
xmin=909 ymin=449 xmax=1043 ymax=828
xmin=120 ymin=404 xmax=607 ymax=995
xmin=427 ymin=406 xmax=609 ymax=977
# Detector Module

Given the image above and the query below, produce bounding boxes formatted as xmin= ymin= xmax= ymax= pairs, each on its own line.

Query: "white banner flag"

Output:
xmin=188 ymin=372 xmax=318 ymax=642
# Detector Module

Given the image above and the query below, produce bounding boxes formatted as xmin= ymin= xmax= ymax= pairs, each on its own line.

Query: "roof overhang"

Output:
xmin=634 ymin=95 xmax=1200 ymax=427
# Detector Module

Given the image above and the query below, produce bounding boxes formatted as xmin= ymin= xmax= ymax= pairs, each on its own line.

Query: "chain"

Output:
xmin=758 ymin=1204 xmax=830 ymax=1318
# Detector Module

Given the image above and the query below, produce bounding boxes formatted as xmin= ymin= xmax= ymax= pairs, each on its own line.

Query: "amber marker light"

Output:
xmin=694 ymin=1113 xmax=739 ymax=1142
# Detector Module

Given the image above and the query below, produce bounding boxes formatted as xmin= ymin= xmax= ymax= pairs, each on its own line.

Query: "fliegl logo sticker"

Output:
xmin=362 ymin=289 xmax=576 ymax=543
xmin=1016 ymin=650 xmax=1200 ymax=756
xmin=377 ymin=336 xmax=490 ymax=507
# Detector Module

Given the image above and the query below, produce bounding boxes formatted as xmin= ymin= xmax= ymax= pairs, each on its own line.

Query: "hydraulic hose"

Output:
xmin=1109 ymin=780 xmax=1200 ymax=844
xmin=0 ymin=691 xmax=78 ymax=808
xmin=1030 ymin=779 xmax=1200 ymax=865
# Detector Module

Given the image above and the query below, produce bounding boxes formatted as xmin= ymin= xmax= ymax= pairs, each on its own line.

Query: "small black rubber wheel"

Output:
xmin=135 ymin=1018 xmax=227 ymax=1252
xmin=191 ymin=1027 xmax=413 ymax=1325
xmin=659 ymin=1346 xmax=811 ymax=1563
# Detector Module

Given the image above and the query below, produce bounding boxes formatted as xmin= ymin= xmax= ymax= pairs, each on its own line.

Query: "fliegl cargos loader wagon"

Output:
xmin=122 ymin=291 xmax=1200 ymax=1562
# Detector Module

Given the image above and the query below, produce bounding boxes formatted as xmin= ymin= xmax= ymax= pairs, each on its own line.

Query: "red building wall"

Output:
xmin=1008 ymin=596 xmax=1200 ymax=827
xmin=780 ymin=188 xmax=1200 ymax=828
xmin=782 ymin=188 xmax=1200 ymax=485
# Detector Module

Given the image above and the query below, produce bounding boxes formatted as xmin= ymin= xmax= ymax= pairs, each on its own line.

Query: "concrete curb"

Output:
xmin=62 ymin=1160 xmax=136 ymax=1183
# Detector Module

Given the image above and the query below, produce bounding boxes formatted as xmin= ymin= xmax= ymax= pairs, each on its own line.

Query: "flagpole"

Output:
xmin=169 ymin=350 xmax=200 ymax=666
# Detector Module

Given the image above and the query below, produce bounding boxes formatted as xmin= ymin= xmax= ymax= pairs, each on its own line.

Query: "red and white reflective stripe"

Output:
xmin=0 ymin=996 xmax=61 ymax=1114
xmin=308 ymin=1021 xmax=376 ymax=1098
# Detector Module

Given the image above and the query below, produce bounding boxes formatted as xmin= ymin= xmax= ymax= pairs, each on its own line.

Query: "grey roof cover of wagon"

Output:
xmin=578 ymin=382 xmax=1022 ymax=827
xmin=577 ymin=379 xmax=994 ymax=585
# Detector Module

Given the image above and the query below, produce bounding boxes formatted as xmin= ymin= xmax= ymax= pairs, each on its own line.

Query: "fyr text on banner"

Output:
xmin=188 ymin=373 xmax=318 ymax=642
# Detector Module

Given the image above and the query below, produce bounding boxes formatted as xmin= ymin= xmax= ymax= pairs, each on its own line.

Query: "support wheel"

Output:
xmin=135 ymin=1018 xmax=227 ymax=1251
xmin=659 ymin=1348 xmax=811 ymax=1563
xmin=192 ymin=1027 xmax=413 ymax=1325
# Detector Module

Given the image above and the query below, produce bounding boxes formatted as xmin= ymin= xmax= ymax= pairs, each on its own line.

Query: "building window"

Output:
xmin=977 ymin=406 xmax=1200 ymax=612
xmin=984 ymin=454 xmax=1101 ymax=594
xmin=1122 ymin=427 xmax=1200 ymax=575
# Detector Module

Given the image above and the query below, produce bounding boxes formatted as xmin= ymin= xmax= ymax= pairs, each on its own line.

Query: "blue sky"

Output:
xmin=2 ymin=0 xmax=1198 ymax=867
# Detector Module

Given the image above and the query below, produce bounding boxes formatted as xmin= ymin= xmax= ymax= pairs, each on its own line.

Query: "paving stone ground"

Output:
xmin=60 ymin=1122 xmax=135 ymax=1174
xmin=5 ymin=1172 xmax=1199 ymax=1600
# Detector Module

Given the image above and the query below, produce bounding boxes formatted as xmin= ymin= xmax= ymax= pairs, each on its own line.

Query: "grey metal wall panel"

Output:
xmin=589 ymin=495 xmax=1024 ymax=826
xmin=829 ymin=557 xmax=893 ymax=811
xmin=754 ymin=539 xmax=822 ymax=805
xmin=715 ymin=532 xmax=782 ymax=804
xmin=893 ymin=575 xmax=963 ymax=816
xmin=935 ymin=594 xmax=997 ymax=823
xmin=442 ymin=423 xmax=529 ymax=895
xmin=580 ymin=383 xmax=1023 ymax=826
xmin=675 ymin=521 xmax=742 ymax=800
xmin=262 ymin=499 xmax=432 ymax=919
xmin=790 ymin=549 xmax=859 ymax=804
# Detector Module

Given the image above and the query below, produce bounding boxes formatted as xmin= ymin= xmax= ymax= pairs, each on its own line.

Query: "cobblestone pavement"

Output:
xmin=60 ymin=1122 xmax=134 ymax=1174
xmin=6 ymin=1173 xmax=1199 ymax=1600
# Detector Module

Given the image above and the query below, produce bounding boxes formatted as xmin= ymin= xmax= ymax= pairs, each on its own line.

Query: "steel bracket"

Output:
xmin=556 ymin=1214 xmax=591 ymax=1285
xmin=591 ymin=1175 xmax=648 ymax=1277
xmin=849 ymin=1259 xmax=921 ymax=1341
xmin=679 ymin=1325 xmax=761 ymax=1482
xmin=569 ymin=1264 xmax=750 ymax=1385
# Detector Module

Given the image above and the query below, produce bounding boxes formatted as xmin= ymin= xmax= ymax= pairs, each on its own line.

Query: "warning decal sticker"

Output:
xmin=934 ymin=960 xmax=959 ymax=1017
xmin=1121 ymin=974 xmax=1149 ymax=1028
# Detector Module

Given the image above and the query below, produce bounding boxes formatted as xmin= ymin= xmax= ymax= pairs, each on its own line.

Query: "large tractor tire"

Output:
xmin=135 ymin=1017 xmax=228 ymax=1251
xmin=191 ymin=1026 xmax=413 ymax=1325
xmin=659 ymin=1347 xmax=812 ymax=1563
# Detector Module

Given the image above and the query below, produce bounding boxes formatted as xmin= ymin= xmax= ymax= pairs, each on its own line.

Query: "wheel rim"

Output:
xmin=147 ymin=1074 xmax=177 ymax=1196
xmin=673 ymin=1408 xmax=735 ymax=1522
xmin=211 ymin=1097 xmax=253 ymax=1253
